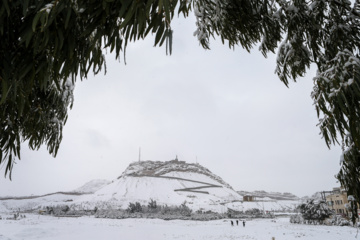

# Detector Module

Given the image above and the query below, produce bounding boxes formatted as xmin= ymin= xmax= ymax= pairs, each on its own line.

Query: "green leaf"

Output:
xmin=65 ymin=9 xmax=72 ymax=29
xmin=6 ymin=154 xmax=13 ymax=180
xmin=19 ymin=64 xmax=33 ymax=80
xmin=158 ymin=0 xmax=164 ymax=14
xmin=22 ymin=0 xmax=30 ymax=16
xmin=159 ymin=28 xmax=168 ymax=46
xmin=145 ymin=0 xmax=155 ymax=17
xmin=32 ymin=12 xmax=42 ymax=32
xmin=3 ymin=0 xmax=10 ymax=16
xmin=119 ymin=1 xmax=136 ymax=28
xmin=154 ymin=23 xmax=165 ymax=46
xmin=58 ymin=29 xmax=64 ymax=49
xmin=163 ymin=0 xmax=170 ymax=23
xmin=39 ymin=12 xmax=49 ymax=32
xmin=169 ymin=29 xmax=173 ymax=55
xmin=24 ymin=27 xmax=33 ymax=48
xmin=0 ymin=79 xmax=10 ymax=105
xmin=118 ymin=0 xmax=133 ymax=18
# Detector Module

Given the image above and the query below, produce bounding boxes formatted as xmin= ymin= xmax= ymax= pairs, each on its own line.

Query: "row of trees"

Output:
xmin=1 ymin=0 xmax=359 ymax=223
xmin=38 ymin=199 xmax=268 ymax=220
xmin=126 ymin=199 xmax=193 ymax=217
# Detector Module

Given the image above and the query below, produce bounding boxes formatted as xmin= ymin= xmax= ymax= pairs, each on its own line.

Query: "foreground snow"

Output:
xmin=0 ymin=214 xmax=357 ymax=240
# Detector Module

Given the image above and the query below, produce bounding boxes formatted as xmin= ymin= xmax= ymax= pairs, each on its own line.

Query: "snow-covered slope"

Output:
xmin=75 ymin=160 xmax=242 ymax=212
xmin=73 ymin=179 xmax=111 ymax=193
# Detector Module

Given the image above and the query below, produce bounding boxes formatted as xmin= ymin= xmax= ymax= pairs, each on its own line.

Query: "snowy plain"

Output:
xmin=0 ymin=214 xmax=358 ymax=240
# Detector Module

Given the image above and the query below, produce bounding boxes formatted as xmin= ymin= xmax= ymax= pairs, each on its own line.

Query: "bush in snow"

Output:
xmin=148 ymin=199 xmax=157 ymax=210
xmin=297 ymin=199 xmax=333 ymax=224
xmin=61 ymin=205 xmax=70 ymax=213
xmin=338 ymin=219 xmax=350 ymax=226
xmin=40 ymin=204 xmax=97 ymax=216
xmin=160 ymin=204 xmax=171 ymax=215
xmin=159 ymin=202 xmax=192 ymax=216
xmin=245 ymin=208 xmax=261 ymax=215
xmin=325 ymin=215 xmax=351 ymax=226
xmin=290 ymin=214 xmax=304 ymax=224
xmin=127 ymin=202 xmax=143 ymax=213
xmin=178 ymin=201 xmax=192 ymax=216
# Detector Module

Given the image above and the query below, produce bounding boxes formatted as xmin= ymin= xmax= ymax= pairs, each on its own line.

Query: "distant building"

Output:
xmin=243 ymin=195 xmax=255 ymax=202
xmin=326 ymin=187 xmax=348 ymax=217
xmin=325 ymin=187 xmax=360 ymax=218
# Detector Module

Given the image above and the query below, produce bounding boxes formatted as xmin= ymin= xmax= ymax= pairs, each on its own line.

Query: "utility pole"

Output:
xmin=138 ymin=147 xmax=141 ymax=162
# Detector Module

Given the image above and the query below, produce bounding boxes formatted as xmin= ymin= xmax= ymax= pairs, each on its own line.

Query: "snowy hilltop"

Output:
xmin=118 ymin=159 xmax=234 ymax=189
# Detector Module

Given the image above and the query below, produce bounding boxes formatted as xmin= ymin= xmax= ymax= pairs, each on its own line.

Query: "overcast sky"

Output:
xmin=1 ymin=14 xmax=342 ymax=198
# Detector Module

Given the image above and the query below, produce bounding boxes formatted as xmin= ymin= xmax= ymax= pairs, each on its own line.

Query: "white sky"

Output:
xmin=1 ymin=14 xmax=342 ymax=198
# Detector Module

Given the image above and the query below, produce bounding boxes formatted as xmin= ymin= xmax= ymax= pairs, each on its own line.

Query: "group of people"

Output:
xmin=230 ymin=219 xmax=245 ymax=227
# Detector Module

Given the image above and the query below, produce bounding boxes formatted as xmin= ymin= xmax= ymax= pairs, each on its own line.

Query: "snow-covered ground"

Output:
xmin=0 ymin=214 xmax=357 ymax=240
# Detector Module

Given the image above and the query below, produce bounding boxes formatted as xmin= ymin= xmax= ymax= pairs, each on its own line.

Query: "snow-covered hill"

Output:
xmin=74 ymin=160 xmax=242 ymax=212
xmin=0 ymin=160 xmax=301 ymax=214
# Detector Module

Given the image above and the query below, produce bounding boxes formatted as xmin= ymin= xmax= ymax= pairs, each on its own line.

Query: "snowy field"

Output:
xmin=0 ymin=214 xmax=358 ymax=240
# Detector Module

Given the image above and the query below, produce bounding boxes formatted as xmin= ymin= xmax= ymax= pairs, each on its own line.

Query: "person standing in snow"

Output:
xmin=243 ymin=220 xmax=246 ymax=227
xmin=231 ymin=220 xmax=234 ymax=226
xmin=236 ymin=220 xmax=239 ymax=226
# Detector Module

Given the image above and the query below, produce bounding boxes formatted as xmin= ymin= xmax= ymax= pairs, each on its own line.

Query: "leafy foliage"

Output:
xmin=1 ymin=0 xmax=360 ymax=223
xmin=178 ymin=201 xmax=192 ymax=216
xmin=0 ymin=0 xmax=192 ymax=178
xmin=61 ymin=205 xmax=70 ymax=213
xmin=244 ymin=208 xmax=261 ymax=215
xmin=297 ymin=199 xmax=333 ymax=224
xmin=124 ymin=200 xmax=191 ymax=217
xmin=290 ymin=214 xmax=304 ymax=224
xmin=127 ymin=202 xmax=143 ymax=213
xmin=148 ymin=198 xmax=157 ymax=210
